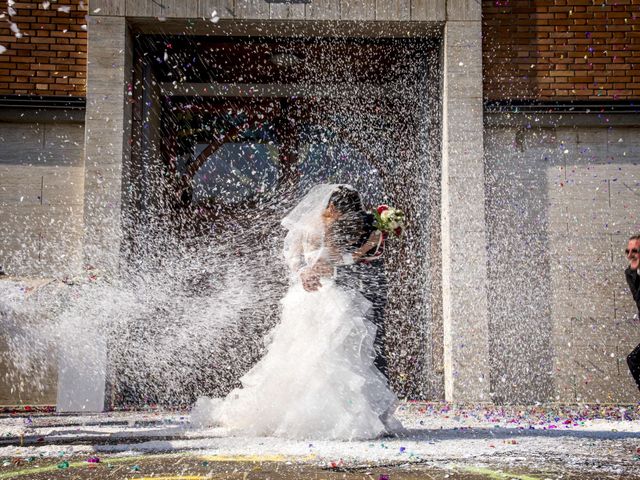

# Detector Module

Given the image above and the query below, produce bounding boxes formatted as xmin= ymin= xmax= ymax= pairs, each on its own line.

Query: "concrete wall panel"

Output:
xmin=411 ymin=0 xmax=446 ymax=21
xmin=269 ymin=3 xmax=306 ymax=20
xmin=305 ymin=0 xmax=341 ymax=20
xmin=0 ymin=121 xmax=85 ymax=277
xmin=485 ymin=122 xmax=640 ymax=403
xmin=197 ymin=0 xmax=235 ymax=18
xmin=234 ymin=0 xmax=270 ymax=19
xmin=94 ymin=0 xmax=447 ymax=21
xmin=376 ymin=0 xmax=411 ymax=21
xmin=90 ymin=0 xmax=125 ymax=16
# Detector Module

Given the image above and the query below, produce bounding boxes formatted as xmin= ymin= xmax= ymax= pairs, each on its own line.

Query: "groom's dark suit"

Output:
xmin=335 ymin=260 xmax=388 ymax=378
xmin=625 ymin=266 xmax=640 ymax=390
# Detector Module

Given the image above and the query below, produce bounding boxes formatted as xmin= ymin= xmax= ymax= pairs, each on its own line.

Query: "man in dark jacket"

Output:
xmin=334 ymin=211 xmax=389 ymax=379
xmin=625 ymin=234 xmax=640 ymax=390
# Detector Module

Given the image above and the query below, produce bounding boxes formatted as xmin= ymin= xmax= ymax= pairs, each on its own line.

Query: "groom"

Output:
xmin=625 ymin=234 xmax=640 ymax=391
xmin=335 ymin=211 xmax=389 ymax=379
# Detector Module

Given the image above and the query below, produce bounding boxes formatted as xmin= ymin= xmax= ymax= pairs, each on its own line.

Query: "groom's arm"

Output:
xmin=352 ymin=231 xmax=383 ymax=262
xmin=625 ymin=267 xmax=640 ymax=312
xmin=300 ymin=259 xmax=333 ymax=291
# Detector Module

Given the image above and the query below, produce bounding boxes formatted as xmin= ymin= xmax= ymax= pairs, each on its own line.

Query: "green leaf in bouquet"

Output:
xmin=373 ymin=210 xmax=384 ymax=230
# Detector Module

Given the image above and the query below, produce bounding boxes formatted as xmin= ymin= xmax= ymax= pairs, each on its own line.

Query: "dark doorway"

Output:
xmin=159 ymin=94 xmax=397 ymax=234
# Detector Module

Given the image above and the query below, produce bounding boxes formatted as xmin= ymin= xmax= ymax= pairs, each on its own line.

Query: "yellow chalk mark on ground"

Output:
xmin=133 ymin=477 xmax=206 ymax=480
xmin=0 ymin=461 xmax=86 ymax=479
xmin=459 ymin=466 xmax=542 ymax=480
xmin=200 ymin=453 xmax=316 ymax=463
xmin=200 ymin=454 xmax=287 ymax=462
xmin=0 ymin=455 xmax=168 ymax=480
xmin=0 ymin=453 xmax=316 ymax=479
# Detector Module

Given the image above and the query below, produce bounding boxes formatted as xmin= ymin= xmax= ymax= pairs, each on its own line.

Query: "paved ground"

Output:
xmin=1 ymin=453 xmax=639 ymax=480
xmin=1 ymin=454 xmax=635 ymax=480
xmin=1 ymin=404 xmax=640 ymax=479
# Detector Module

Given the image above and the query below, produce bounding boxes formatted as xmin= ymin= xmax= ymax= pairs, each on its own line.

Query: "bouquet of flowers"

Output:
xmin=373 ymin=204 xmax=405 ymax=237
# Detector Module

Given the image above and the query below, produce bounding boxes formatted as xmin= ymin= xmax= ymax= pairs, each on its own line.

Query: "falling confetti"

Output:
xmin=9 ymin=22 xmax=21 ymax=38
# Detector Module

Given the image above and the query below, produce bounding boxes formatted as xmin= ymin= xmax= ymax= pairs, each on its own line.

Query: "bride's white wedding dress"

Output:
xmin=192 ymin=185 xmax=402 ymax=440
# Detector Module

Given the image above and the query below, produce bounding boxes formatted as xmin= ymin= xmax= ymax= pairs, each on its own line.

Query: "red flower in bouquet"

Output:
xmin=373 ymin=204 xmax=405 ymax=237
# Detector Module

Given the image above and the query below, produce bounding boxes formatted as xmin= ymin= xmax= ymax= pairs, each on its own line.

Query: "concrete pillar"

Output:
xmin=58 ymin=15 xmax=131 ymax=412
xmin=56 ymin=332 xmax=107 ymax=412
xmin=441 ymin=3 xmax=490 ymax=401
xmin=82 ymin=15 xmax=131 ymax=275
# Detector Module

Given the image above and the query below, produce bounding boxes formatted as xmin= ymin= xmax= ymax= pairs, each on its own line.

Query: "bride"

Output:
xmin=192 ymin=184 xmax=403 ymax=440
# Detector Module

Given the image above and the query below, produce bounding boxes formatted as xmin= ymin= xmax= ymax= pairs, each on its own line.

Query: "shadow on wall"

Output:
xmin=484 ymin=123 xmax=640 ymax=404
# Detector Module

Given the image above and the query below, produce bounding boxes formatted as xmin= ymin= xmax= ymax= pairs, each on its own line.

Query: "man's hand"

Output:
xmin=299 ymin=260 xmax=334 ymax=292
xmin=300 ymin=268 xmax=321 ymax=292
xmin=353 ymin=231 xmax=382 ymax=261
xmin=313 ymin=259 xmax=335 ymax=277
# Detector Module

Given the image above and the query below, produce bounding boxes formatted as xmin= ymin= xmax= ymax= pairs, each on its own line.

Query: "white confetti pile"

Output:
xmin=1 ymin=406 xmax=640 ymax=476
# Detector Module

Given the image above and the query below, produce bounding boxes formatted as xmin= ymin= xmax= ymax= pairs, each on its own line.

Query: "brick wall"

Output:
xmin=1 ymin=1 xmax=638 ymax=101
xmin=483 ymin=0 xmax=640 ymax=101
xmin=0 ymin=0 xmax=87 ymax=96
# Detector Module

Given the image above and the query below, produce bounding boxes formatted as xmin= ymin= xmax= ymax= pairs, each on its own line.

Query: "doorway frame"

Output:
xmin=128 ymin=33 xmax=444 ymax=404
xmin=74 ymin=10 xmax=487 ymax=412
